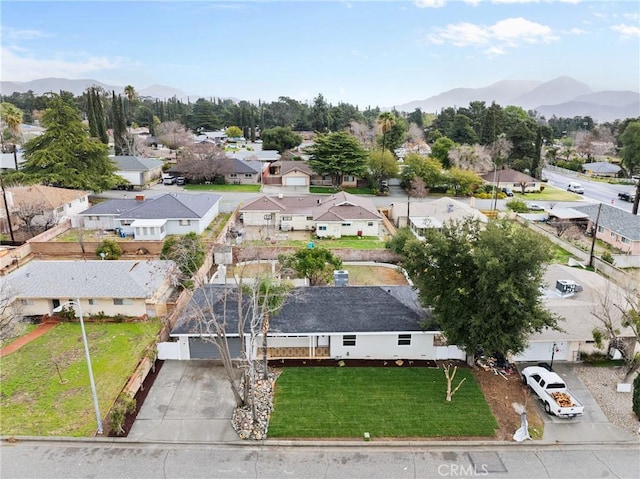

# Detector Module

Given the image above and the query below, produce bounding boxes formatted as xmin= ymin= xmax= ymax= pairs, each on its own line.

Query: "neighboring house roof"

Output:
xmin=546 ymin=207 xmax=590 ymax=220
xmin=112 ymin=155 xmax=164 ymax=171
xmin=582 ymin=162 xmax=621 ymax=174
xmin=405 ymin=197 xmax=488 ymax=224
xmin=6 ymin=260 xmax=176 ymax=299
xmin=533 ymin=264 xmax=635 ymax=342
xmin=232 ymin=150 xmax=281 ymax=162
xmin=276 ymin=160 xmax=314 ymax=176
xmin=219 ymin=157 xmax=258 ymax=174
xmin=240 ymin=192 xmax=381 ymax=221
xmin=171 ymin=285 xmax=431 ymax=336
xmin=8 ymin=185 xmax=89 ymax=210
xmin=573 ymin=203 xmax=640 ymax=240
xmin=480 ymin=168 xmax=536 ymax=184
xmin=80 ymin=193 xmax=221 ymax=220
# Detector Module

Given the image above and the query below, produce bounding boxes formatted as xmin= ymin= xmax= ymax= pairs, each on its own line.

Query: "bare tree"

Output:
xmin=177 ymin=145 xmax=230 ymax=184
xmin=0 ymin=279 xmax=23 ymax=343
xmin=348 ymin=120 xmax=376 ymax=149
xmin=443 ymin=363 xmax=466 ymax=402
xmin=155 ymin=121 xmax=192 ymax=158
xmin=448 ymin=144 xmax=492 ymax=173
xmin=591 ymin=279 xmax=640 ymax=382
xmin=12 ymin=201 xmax=56 ymax=238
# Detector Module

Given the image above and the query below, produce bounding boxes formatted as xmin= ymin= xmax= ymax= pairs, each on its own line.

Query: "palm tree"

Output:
xmin=123 ymin=85 xmax=136 ymax=126
xmin=377 ymin=112 xmax=396 ymax=154
xmin=0 ymin=102 xmax=23 ymax=169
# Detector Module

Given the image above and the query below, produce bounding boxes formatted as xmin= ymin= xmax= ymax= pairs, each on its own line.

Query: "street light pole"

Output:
xmin=53 ymin=299 xmax=103 ymax=435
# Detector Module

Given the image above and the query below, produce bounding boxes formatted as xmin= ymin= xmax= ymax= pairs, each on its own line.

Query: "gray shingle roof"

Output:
xmin=582 ymin=162 xmax=621 ymax=174
xmin=112 ymin=156 xmax=164 ymax=171
xmin=573 ymin=203 xmax=640 ymax=240
xmin=80 ymin=193 xmax=221 ymax=219
xmin=171 ymin=285 xmax=430 ymax=336
xmin=6 ymin=260 xmax=176 ymax=299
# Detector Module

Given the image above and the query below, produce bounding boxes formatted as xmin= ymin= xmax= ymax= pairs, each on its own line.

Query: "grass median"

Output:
xmin=268 ymin=367 xmax=498 ymax=438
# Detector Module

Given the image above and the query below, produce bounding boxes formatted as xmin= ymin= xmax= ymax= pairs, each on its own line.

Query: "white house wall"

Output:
xmin=116 ymin=171 xmax=144 ymax=186
xmin=18 ymin=297 xmax=147 ymax=318
xmin=316 ymin=220 xmax=379 ymax=238
xmin=330 ymin=332 xmax=436 ymax=360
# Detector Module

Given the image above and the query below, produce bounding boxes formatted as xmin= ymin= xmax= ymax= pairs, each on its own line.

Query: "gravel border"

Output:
xmin=574 ymin=365 xmax=639 ymax=437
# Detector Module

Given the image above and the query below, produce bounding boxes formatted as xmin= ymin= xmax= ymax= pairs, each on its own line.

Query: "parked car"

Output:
xmin=501 ymin=187 xmax=514 ymax=197
xmin=521 ymin=366 xmax=584 ymax=418
xmin=176 ymin=176 xmax=186 ymax=186
xmin=567 ymin=182 xmax=584 ymax=194
xmin=617 ymin=191 xmax=636 ymax=202
xmin=526 ymin=202 xmax=544 ymax=211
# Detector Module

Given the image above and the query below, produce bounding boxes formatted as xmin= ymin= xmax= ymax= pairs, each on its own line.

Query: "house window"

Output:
xmin=318 ymin=225 xmax=327 ymax=231
xmin=344 ymin=176 xmax=355 ymax=182
xmin=282 ymin=216 xmax=292 ymax=221
xmin=244 ymin=173 xmax=253 ymax=178
xmin=229 ymin=173 xmax=238 ymax=178
xmin=179 ymin=219 xmax=191 ymax=226
xmin=398 ymin=334 xmax=412 ymax=346
xmin=341 ymin=223 xmax=351 ymax=227
xmin=20 ymin=299 xmax=34 ymax=306
xmin=598 ymin=226 xmax=604 ymax=233
xmin=368 ymin=222 xmax=374 ymax=227
xmin=343 ymin=335 xmax=356 ymax=347
xmin=306 ymin=216 xmax=314 ymax=221
xmin=88 ymin=299 xmax=95 ymax=305
xmin=121 ymin=220 xmax=132 ymax=226
xmin=621 ymin=236 xmax=630 ymax=244
xmin=113 ymin=298 xmax=133 ymax=306
xmin=68 ymin=203 xmax=72 ymax=208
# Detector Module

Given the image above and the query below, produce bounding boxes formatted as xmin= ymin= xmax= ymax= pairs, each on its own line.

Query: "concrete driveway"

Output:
xmin=127 ymin=360 xmax=241 ymax=443
xmin=525 ymin=362 xmax=637 ymax=443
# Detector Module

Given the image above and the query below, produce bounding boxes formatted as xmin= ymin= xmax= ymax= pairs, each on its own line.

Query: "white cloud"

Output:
xmin=567 ymin=27 xmax=587 ymax=35
xmin=484 ymin=46 xmax=506 ymax=57
xmin=463 ymin=0 xmax=482 ymax=5
xmin=428 ymin=17 xmax=556 ymax=52
xmin=1 ymin=46 xmax=124 ymax=82
xmin=1 ymin=27 xmax=49 ymax=40
xmin=612 ymin=24 xmax=640 ymax=39
xmin=414 ymin=0 xmax=446 ymax=8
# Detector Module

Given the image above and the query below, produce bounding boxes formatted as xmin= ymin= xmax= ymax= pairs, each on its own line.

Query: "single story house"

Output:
xmin=480 ymin=168 xmax=542 ymax=194
xmin=3 ymin=259 xmax=176 ymax=319
xmin=111 ymin=155 xmax=164 ymax=188
xmin=512 ymin=264 xmax=638 ymax=362
xmin=582 ymin=162 xmax=621 ymax=178
xmin=572 ymin=203 xmax=640 ymax=256
xmin=75 ymin=192 xmax=221 ymax=240
xmin=1 ymin=185 xmax=90 ymax=235
xmin=240 ymin=191 xmax=382 ymax=238
xmin=159 ymin=285 xmax=466 ymax=361
xmin=387 ymin=197 xmax=488 ymax=232
xmin=262 ymin=160 xmax=313 ymax=188
xmin=219 ymin=157 xmax=261 ymax=184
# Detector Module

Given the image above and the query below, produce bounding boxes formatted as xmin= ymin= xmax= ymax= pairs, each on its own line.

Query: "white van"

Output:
xmin=567 ymin=182 xmax=584 ymax=194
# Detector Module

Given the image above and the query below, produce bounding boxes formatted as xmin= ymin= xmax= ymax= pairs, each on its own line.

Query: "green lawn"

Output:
xmin=513 ymin=186 xmax=580 ymax=201
xmin=244 ymin=236 xmax=385 ymax=250
xmin=309 ymin=186 xmax=374 ymax=195
xmin=184 ymin=183 xmax=261 ymax=192
xmin=268 ymin=367 xmax=498 ymax=438
xmin=0 ymin=321 xmax=161 ymax=437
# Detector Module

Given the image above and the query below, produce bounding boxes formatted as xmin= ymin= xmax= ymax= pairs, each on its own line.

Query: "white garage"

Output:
xmin=283 ymin=176 xmax=307 ymax=186
xmin=512 ymin=341 xmax=569 ymax=362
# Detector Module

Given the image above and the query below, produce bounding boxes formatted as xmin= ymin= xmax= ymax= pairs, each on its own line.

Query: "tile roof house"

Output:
xmin=111 ymin=155 xmax=164 ymax=188
xmin=512 ymin=264 xmax=638 ymax=362
xmin=160 ymin=285 xmax=465 ymax=361
xmin=239 ymin=191 xmax=382 ymax=237
xmin=4 ymin=259 xmax=176 ymax=319
xmin=480 ymin=168 xmax=542 ymax=193
xmin=0 ymin=185 xmax=90 ymax=236
xmin=76 ymin=192 xmax=221 ymax=240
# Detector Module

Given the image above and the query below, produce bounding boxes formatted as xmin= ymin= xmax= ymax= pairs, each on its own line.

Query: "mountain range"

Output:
xmin=1 ymin=76 xmax=638 ymax=123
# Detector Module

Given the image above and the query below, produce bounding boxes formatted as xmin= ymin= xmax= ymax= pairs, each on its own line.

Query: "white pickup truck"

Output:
xmin=521 ymin=366 xmax=584 ymax=418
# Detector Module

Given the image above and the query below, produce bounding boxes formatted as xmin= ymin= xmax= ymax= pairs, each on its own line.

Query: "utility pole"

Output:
xmin=588 ymin=202 xmax=603 ymax=268
xmin=0 ymin=172 xmax=15 ymax=243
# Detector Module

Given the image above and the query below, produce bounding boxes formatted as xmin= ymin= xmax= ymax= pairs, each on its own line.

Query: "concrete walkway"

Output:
xmin=0 ymin=320 xmax=59 ymax=358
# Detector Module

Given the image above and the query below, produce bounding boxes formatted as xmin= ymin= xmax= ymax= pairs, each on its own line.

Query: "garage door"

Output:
xmin=189 ymin=337 xmax=243 ymax=359
xmin=512 ymin=341 xmax=569 ymax=362
xmin=284 ymin=176 xmax=306 ymax=186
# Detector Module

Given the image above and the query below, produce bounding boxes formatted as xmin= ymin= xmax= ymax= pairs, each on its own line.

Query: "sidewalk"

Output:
xmin=0 ymin=320 xmax=59 ymax=358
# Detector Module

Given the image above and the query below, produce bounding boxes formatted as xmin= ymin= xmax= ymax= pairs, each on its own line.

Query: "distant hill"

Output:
xmin=394 ymin=76 xmax=639 ymax=122
xmin=0 ymin=77 xmax=187 ymax=99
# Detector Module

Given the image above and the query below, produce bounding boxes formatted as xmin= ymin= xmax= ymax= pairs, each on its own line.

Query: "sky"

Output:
xmin=1 ymin=0 xmax=639 ymax=108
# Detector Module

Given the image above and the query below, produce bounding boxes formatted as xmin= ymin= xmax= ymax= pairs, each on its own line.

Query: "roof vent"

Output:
xmin=278 ymin=193 xmax=284 ymax=199
xmin=447 ymin=203 xmax=454 ymax=213
xmin=555 ymin=280 xmax=583 ymax=297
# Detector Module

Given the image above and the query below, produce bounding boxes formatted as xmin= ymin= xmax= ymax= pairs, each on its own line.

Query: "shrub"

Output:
xmin=601 ymin=250 xmax=615 ymax=265
xmin=633 ymin=373 xmax=640 ymax=419
xmin=96 ymin=239 xmax=122 ymax=260
xmin=506 ymin=199 xmax=528 ymax=213
xmin=108 ymin=393 xmax=137 ymax=436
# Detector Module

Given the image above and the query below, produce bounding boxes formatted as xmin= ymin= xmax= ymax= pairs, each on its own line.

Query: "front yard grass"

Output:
xmin=184 ymin=184 xmax=261 ymax=192
xmin=243 ymin=236 xmax=385 ymax=250
xmin=309 ymin=186 xmax=374 ymax=195
xmin=268 ymin=367 xmax=498 ymax=438
xmin=513 ymin=186 xmax=581 ymax=202
xmin=0 ymin=320 xmax=161 ymax=437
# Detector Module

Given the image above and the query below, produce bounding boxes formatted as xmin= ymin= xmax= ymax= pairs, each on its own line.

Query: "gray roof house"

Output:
xmin=112 ymin=156 xmax=165 ymax=188
xmin=4 ymin=259 xmax=176 ymax=319
xmin=582 ymin=162 xmax=621 ymax=177
xmin=76 ymin=192 xmax=221 ymax=240
xmin=160 ymin=285 xmax=465 ymax=361
xmin=572 ymin=203 xmax=640 ymax=256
